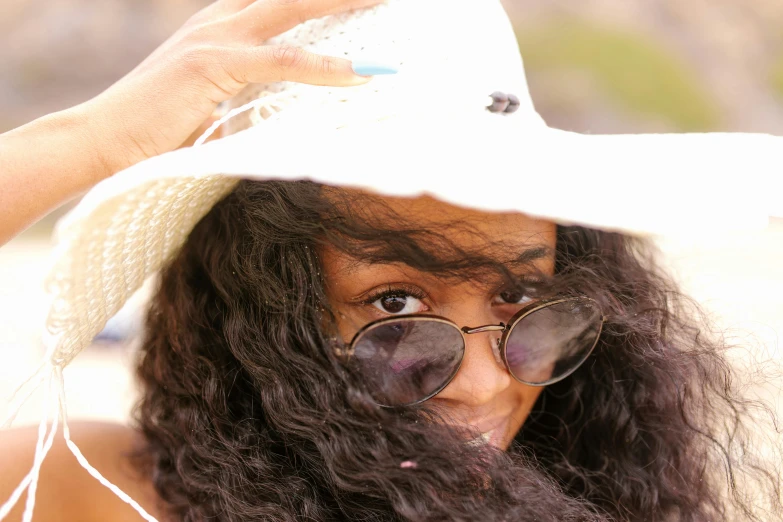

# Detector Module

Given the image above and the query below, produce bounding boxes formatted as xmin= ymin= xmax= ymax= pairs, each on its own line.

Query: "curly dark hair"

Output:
xmin=132 ymin=180 xmax=781 ymax=521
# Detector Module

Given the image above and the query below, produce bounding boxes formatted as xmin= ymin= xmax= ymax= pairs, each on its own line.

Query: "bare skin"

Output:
xmin=0 ymin=422 xmax=161 ymax=522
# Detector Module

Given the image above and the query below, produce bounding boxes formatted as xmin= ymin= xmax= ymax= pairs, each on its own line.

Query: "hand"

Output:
xmin=79 ymin=0 xmax=385 ymax=177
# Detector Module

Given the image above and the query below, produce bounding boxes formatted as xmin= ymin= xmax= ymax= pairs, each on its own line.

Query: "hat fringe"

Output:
xmin=0 ymin=365 xmax=160 ymax=522
xmin=195 ymin=89 xmax=295 ymax=147
xmin=1 ymin=362 xmax=48 ymax=430
xmin=0 ymin=365 xmax=59 ymax=522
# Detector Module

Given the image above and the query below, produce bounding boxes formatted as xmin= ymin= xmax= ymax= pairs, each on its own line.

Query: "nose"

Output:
xmin=433 ymin=316 xmax=513 ymax=408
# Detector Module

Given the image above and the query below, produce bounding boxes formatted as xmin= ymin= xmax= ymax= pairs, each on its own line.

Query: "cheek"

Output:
xmin=508 ymin=382 xmax=545 ymax=426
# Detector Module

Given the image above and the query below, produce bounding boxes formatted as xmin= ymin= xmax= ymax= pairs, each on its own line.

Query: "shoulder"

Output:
xmin=0 ymin=421 xmax=165 ymax=522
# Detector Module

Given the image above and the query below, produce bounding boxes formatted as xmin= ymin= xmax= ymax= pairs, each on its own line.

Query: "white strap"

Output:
xmin=0 ymin=365 xmax=159 ymax=522
xmin=0 ymin=366 xmax=58 ymax=521
xmin=57 ymin=366 xmax=160 ymax=522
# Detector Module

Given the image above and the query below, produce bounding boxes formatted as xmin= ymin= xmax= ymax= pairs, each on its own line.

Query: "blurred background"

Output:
xmin=0 ymin=0 xmax=781 ymax=441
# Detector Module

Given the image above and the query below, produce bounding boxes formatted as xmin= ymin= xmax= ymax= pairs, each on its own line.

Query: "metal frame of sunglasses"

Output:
xmin=334 ymin=296 xmax=607 ymax=407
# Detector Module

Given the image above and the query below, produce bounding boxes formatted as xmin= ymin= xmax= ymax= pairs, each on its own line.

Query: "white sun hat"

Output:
xmin=2 ymin=0 xmax=783 ymax=520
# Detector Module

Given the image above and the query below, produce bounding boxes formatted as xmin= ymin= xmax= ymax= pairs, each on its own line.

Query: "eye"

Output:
xmin=362 ymin=285 xmax=429 ymax=316
xmin=493 ymin=289 xmax=533 ymax=305
xmin=371 ymin=293 xmax=426 ymax=315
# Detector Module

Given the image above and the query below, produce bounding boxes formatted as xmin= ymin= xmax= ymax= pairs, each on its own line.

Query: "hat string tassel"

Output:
xmin=56 ymin=366 xmax=160 ymax=522
xmin=0 ymin=365 xmax=59 ymax=521
xmin=0 ymin=365 xmax=159 ymax=522
xmin=1 ymin=363 xmax=48 ymax=430
xmin=194 ymin=92 xmax=291 ymax=147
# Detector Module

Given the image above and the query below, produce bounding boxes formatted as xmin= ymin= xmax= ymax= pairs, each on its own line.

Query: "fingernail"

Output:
xmin=351 ymin=60 xmax=399 ymax=76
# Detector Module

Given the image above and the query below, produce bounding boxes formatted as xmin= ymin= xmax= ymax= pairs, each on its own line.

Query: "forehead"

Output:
xmin=335 ymin=190 xmax=555 ymax=243
xmin=321 ymin=191 xmax=557 ymax=273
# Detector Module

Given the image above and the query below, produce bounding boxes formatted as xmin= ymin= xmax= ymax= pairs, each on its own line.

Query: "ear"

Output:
xmin=177 ymin=109 xmax=223 ymax=149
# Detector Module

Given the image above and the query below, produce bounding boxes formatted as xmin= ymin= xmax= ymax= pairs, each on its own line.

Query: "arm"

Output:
xmin=0 ymin=104 xmax=220 ymax=246
xmin=0 ymin=0 xmax=386 ymax=247
xmin=0 ymin=104 xmax=109 ymax=245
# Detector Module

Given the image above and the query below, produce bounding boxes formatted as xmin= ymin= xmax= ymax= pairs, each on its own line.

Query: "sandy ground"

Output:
xmin=1 ymin=221 xmax=780 ymax=441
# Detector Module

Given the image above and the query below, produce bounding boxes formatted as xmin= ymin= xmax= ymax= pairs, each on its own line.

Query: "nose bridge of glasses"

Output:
xmin=461 ymin=323 xmax=506 ymax=335
xmin=461 ymin=323 xmax=507 ymax=367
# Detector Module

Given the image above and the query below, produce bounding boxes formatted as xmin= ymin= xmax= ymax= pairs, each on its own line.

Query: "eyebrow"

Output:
xmin=513 ymin=246 xmax=551 ymax=265
xmin=333 ymin=241 xmax=552 ymax=279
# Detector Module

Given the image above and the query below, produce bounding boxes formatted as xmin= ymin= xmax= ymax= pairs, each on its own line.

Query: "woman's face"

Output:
xmin=322 ymin=193 xmax=557 ymax=450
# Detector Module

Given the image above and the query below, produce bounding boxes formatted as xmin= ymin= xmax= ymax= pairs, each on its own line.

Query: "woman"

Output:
xmin=128 ymin=180 xmax=779 ymax=521
xmin=0 ymin=0 xmax=780 ymax=521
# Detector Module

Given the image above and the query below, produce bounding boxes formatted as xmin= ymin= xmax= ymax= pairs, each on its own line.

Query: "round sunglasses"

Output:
xmin=337 ymin=297 xmax=605 ymax=407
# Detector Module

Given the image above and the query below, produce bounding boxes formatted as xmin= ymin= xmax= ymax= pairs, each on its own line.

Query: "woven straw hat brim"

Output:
xmin=5 ymin=2 xmax=781 ymax=521
xmin=45 ymin=107 xmax=783 ymax=367
xmin=59 ymin=108 xmax=783 ymax=242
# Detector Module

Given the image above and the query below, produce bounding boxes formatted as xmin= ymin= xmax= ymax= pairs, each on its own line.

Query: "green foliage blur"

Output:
xmin=516 ymin=19 xmax=721 ymax=132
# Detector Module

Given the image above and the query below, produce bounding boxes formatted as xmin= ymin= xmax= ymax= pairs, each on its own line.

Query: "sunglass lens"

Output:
xmin=350 ymin=320 xmax=464 ymax=407
xmin=505 ymin=299 xmax=602 ymax=385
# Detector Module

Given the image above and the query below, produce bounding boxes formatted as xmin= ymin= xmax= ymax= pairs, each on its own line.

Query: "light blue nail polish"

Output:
xmin=351 ymin=60 xmax=399 ymax=76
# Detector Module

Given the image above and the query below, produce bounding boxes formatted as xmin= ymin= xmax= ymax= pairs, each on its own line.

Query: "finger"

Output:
xmin=204 ymin=0 xmax=263 ymax=17
xmin=235 ymin=0 xmax=386 ymax=41
xmin=227 ymin=45 xmax=379 ymax=86
xmin=181 ymin=0 xmax=246 ymax=27
xmin=215 ymin=0 xmax=258 ymax=11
